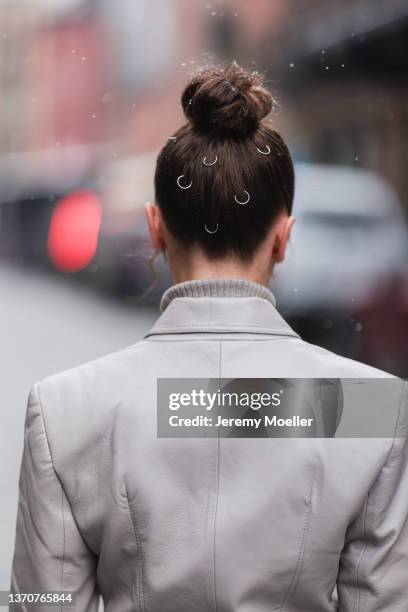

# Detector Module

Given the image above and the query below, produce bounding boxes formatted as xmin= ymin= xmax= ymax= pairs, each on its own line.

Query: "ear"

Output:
xmin=273 ymin=215 xmax=296 ymax=263
xmin=145 ymin=203 xmax=166 ymax=252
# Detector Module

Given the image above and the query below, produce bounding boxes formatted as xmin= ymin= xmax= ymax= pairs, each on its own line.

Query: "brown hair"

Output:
xmin=154 ymin=62 xmax=294 ymax=262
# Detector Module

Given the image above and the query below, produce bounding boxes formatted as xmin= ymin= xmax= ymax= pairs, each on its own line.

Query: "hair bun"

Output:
xmin=181 ymin=62 xmax=273 ymax=138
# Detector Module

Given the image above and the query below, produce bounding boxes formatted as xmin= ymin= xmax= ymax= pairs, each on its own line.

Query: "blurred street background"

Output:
xmin=1 ymin=0 xmax=408 ymax=589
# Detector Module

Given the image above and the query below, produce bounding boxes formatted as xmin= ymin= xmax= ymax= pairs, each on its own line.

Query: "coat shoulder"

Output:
xmin=38 ymin=339 xmax=153 ymax=397
xmin=33 ymin=340 xmax=154 ymax=455
xmin=294 ymin=336 xmax=396 ymax=378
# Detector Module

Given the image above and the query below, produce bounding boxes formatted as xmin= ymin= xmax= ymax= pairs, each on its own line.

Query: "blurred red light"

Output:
xmin=48 ymin=191 xmax=102 ymax=272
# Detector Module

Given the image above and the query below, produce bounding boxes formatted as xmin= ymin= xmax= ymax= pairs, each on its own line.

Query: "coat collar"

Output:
xmin=160 ymin=278 xmax=277 ymax=311
xmin=144 ymin=278 xmax=300 ymax=339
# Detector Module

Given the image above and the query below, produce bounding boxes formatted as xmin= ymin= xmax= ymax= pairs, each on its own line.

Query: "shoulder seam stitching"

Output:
xmin=124 ymin=483 xmax=146 ymax=612
xmin=355 ymin=379 xmax=407 ymax=611
xmin=35 ymin=383 xmax=66 ymax=606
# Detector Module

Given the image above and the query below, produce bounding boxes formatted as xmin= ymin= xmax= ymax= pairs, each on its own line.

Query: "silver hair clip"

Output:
xmin=205 ymin=223 xmax=219 ymax=234
xmin=256 ymin=144 xmax=271 ymax=155
xmin=234 ymin=190 xmax=250 ymax=205
xmin=168 ymin=136 xmax=177 ymax=142
xmin=177 ymin=175 xmax=192 ymax=190
xmin=203 ymin=155 xmax=218 ymax=167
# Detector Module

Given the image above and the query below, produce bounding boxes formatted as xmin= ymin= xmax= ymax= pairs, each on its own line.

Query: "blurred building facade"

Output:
xmin=1 ymin=0 xmax=407 ymax=212
xmin=259 ymin=0 xmax=408 ymax=212
xmin=0 ymin=0 xmax=49 ymax=154
xmin=0 ymin=0 xmax=288 ymax=160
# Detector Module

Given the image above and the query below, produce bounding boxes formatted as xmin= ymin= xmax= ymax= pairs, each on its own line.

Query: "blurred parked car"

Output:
xmin=273 ymin=163 xmax=408 ymax=313
xmin=93 ymin=151 xmax=170 ymax=301
xmin=272 ymin=163 xmax=408 ymax=364
xmin=0 ymin=146 xmax=102 ymax=267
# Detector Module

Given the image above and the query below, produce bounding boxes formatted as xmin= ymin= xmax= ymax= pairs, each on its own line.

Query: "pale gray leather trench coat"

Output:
xmin=11 ymin=279 xmax=408 ymax=611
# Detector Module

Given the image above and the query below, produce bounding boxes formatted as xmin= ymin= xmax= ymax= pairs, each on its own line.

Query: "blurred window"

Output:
xmin=206 ymin=11 xmax=238 ymax=60
xmin=100 ymin=0 xmax=176 ymax=89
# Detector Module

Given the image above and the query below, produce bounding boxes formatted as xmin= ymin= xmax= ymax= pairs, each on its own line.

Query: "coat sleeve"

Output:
xmin=10 ymin=383 xmax=100 ymax=611
xmin=337 ymin=381 xmax=408 ymax=611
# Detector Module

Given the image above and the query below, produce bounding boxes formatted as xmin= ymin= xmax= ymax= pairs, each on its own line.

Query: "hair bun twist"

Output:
xmin=181 ymin=62 xmax=273 ymax=138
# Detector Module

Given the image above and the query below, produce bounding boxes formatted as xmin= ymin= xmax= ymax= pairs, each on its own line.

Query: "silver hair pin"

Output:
xmin=234 ymin=190 xmax=250 ymax=205
xmin=168 ymin=136 xmax=177 ymax=142
xmin=256 ymin=144 xmax=271 ymax=155
xmin=203 ymin=155 xmax=218 ymax=167
xmin=177 ymin=175 xmax=192 ymax=190
xmin=205 ymin=223 xmax=219 ymax=234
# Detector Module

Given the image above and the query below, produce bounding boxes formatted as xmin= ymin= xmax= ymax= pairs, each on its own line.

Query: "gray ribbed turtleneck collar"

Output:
xmin=160 ymin=278 xmax=276 ymax=312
